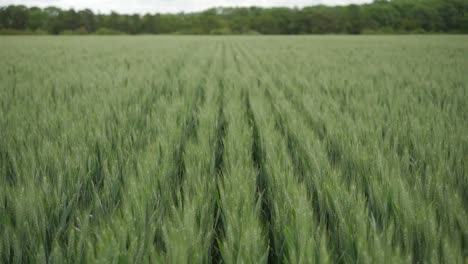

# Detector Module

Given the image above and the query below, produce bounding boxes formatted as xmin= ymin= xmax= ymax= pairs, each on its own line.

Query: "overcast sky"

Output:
xmin=2 ymin=0 xmax=372 ymax=14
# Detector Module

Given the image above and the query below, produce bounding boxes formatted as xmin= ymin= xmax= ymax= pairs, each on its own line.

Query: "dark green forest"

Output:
xmin=1 ymin=0 xmax=468 ymax=35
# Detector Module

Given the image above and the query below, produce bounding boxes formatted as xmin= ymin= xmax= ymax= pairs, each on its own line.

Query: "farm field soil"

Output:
xmin=0 ymin=36 xmax=467 ymax=263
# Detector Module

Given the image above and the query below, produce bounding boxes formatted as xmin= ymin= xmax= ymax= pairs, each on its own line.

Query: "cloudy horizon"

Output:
xmin=1 ymin=0 xmax=372 ymax=14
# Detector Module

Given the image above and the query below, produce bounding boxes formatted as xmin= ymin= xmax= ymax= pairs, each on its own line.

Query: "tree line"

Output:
xmin=1 ymin=0 xmax=468 ymax=35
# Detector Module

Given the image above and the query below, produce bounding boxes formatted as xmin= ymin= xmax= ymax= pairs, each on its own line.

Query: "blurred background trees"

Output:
xmin=1 ymin=0 xmax=467 ymax=34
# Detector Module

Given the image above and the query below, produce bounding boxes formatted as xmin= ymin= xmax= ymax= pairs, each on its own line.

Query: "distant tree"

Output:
xmin=0 ymin=7 xmax=8 ymax=29
xmin=28 ymin=7 xmax=47 ymax=30
xmin=269 ymin=8 xmax=293 ymax=34
xmin=461 ymin=12 xmax=468 ymax=33
xmin=44 ymin=7 xmax=63 ymax=34
xmin=345 ymin=5 xmax=363 ymax=34
xmin=141 ymin=14 xmax=157 ymax=33
xmin=301 ymin=6 xmax=340 ymax=34
xmin=226 ymin=8 xmax=252 ymax=33
xmin=364 ymin=2 xmax=399 ymax=31
xmin=4 ymin=5 xmax=30 ymax=29
xmin=61 ymin=9 xmax=80 ymax=31
xmin=253 ymin=10 xmax=279 ymax=34
xmin=199 ymin=9 xmax=224 ymax=34
xmin=106 ymin=12 xmax=125 ymax=32
xmin=127 ymin=14 xmax=141 ymax=34
xmin=78 ymin=9 xmax=96 ymax=33
xmin=411 ymin=4 xmax=442 ymax=31
xmin=1 ymin=0 xmax=467 ymax=35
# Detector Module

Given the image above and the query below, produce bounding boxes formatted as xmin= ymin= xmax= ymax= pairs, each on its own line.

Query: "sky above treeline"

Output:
xmin=2 ymin=0 xmax=372 ymax=14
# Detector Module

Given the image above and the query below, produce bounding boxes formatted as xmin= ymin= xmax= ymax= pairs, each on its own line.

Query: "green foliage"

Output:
xmin=60 ymin=27 xmax=88 ymax=35
xmin=0 ymin=35 xmax=467 ymax=263
xmin=94 ymin=27 xmax=126 ymax=35
xmin=0 ymin=28 xmax=47 ymax=35
xmin=210 ymin=27 xmax=232 ymax=35
xmin=1 ymin=0 xmax=468 ymax=35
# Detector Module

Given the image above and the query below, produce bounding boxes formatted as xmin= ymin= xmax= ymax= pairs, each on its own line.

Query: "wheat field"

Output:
xmin=0 ymin=36 xmax=467 ymax=263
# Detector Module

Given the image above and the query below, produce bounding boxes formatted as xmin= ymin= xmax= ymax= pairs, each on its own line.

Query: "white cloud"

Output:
xmin=1 ymin=0 xmax=372 ymax=14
